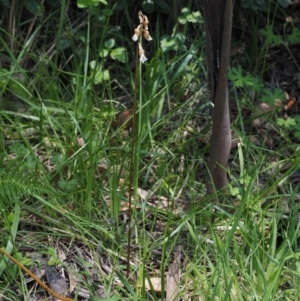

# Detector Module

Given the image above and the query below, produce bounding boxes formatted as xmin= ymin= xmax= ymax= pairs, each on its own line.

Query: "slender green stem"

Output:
xmin=127 ymin=30 xmax=141 ymax=278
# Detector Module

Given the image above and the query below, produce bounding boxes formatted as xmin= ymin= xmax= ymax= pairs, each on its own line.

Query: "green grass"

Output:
xmin=1 ymin=1 xmax=300 ymax=301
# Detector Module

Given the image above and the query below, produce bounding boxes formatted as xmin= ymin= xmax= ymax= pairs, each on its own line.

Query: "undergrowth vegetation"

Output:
xmin=0 ymin=0 xmax=300 ymax=300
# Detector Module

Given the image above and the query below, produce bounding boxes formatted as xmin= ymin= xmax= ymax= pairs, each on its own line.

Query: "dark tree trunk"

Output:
xmin=200 ymin=0 xmax=233 ymax=199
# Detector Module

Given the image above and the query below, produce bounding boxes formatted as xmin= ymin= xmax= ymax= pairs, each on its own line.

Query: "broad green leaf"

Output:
xmin=279 ymin=0 xmax=292 ymax=8
xmin=104 ymin=38 xmax=115 ymax=49
xmin=115 ymin=0 xmax=134 ymax=10
xmin=0 ymin=0 xmax=10 ymax=7
xmin=77 ymin=0 xmax=107 ymax=8
xmin=44 ymin=0 xmax=61 ymax=7
xmin=154 ymin=0 xmax=170 ymax=13
xmin=261 ymin=88 xmax=285 ymax=105
xmin=142 ymin=0 xmax=154 ymax=13
xmin=110 ymin=47 xmax=128 ymax=63
xmin=24 ymin=0 xmax=44 ymax=16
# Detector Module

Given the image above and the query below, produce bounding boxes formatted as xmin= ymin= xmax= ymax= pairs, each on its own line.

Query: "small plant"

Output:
xmin=99 ymin=38 xmax=128 ymax=63
xmin=229 ymin=66 xmax=263 ymax=91
xmin=127 ymin=10 xmax=153 ymax=277
xmin=260 ymin=25 xmax=283 ymax=45
xmin=290 ymin=116 xmax=300 ymax=139
xmin=160 ymin=7 xmax=203 ymax=53
xmin=277 ymin=116 xmax=296 ymax=129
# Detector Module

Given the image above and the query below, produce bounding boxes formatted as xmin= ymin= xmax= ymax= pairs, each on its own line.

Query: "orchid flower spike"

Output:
xmin=132 ymin=11 xmax=152 ymax=63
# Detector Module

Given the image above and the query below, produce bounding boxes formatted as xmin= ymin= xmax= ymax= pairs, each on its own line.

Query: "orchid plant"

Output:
xmin=127 ymin=11 xmax=152 ymax=277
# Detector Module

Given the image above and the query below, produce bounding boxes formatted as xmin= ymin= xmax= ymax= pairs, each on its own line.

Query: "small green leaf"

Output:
xmin=9 ymin=143 xmax=28 ymax=157
xmin=7 ymin=212 xmax=14 ymax=224
xmin=229 ymin=66 xmax=244 ymax=87
xmin=277 ymin=117 xmax=296 ymax=129
xmin=229 ymin=186 xmax=240 ymax=197
xmin=90 ymin=61 xmax=110 ymax=83
xmin=104 ymin=38 xmax=115 ymax=49
xmin=77 ymin=0 xmax=107 ymax=8
xmin=52 ymin=153 xmax=67 ymax=166
xmin=229 ymin=67 xmax=262 ymax=91
xmin=58 ymin=179 xmax=78 ymax=190
xmin=59 ymin=37 xmax=72 ymax=50
xmin=261 ymin=88 xmax=285 ymax=105
xmin=24 ymin=0 xmax=44 ymax=16
xmin=286 ymin=117 xmax=296 ymax=127
xmin=110 ymin=47 xmax=128 ymax=63
xmin=178 ymin=16 xmax=187 ymax=24
xmin=91 ymin=64 xmax=110 ymax=84
xmin=20 ymin=257 xmax=33 ymax=266
xmin=260 ymin=25 xmax=282 ymax=45
xmin=99 ymin=48 xmax=109 ymax=58
xmin=287 ymin=27 xmax=300 ymax=43
xmin=160 ymin=33 xmax=186 ymax=52
xmin=186 ymin=11 xmax=202 ymax=23
xmin=160 ymin=36 xmax=177 ymax=52
xmin=89 ymin=60 xmax=97 ymax=69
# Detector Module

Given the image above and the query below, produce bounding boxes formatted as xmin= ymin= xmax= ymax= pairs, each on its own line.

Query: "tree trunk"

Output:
xmin=200 ymin=0 xmax=233 ymax=198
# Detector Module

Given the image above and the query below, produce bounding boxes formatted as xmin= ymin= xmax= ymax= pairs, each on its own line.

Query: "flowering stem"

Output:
xmin=126 ymin=22 xmax=143 ymax=278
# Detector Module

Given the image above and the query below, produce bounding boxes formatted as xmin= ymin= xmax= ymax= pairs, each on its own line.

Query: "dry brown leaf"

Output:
xmin=111 ymin=109 xmax=133 ymax=130
xmin=144 ymin=277 xmax=162 ymax=291
xmin=77 ymin=137 xmax=85 ymax=147
xmin=68 ymin=271 xmax=77 ymax=294
xmin=166 ymin=245 xmax=181 ymax=301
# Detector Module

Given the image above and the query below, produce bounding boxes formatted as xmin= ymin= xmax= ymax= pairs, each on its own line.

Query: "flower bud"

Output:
xmin=138 ymin=11 xmax=144 ymax=24
xmin=143 ymin=30 xmax=152 ymax=41
xmin=132 ymin=25 xmax=141 ymax=41
xmin=138 ymin=43 xmax=148 ymax=63
xmin=143 ymin=15 xmax=149 ymax=30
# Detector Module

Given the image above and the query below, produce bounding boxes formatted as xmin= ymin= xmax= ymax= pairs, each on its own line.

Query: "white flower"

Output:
xmin=143 ymin=30 xmax=152 ymax=41
xmin=140 ymin=53 xmax=148 ymax=63
xmin=138 ymin=43 xmax=148 ymax=63
xmin=132 ymin=25 xmax=141 ymax=41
